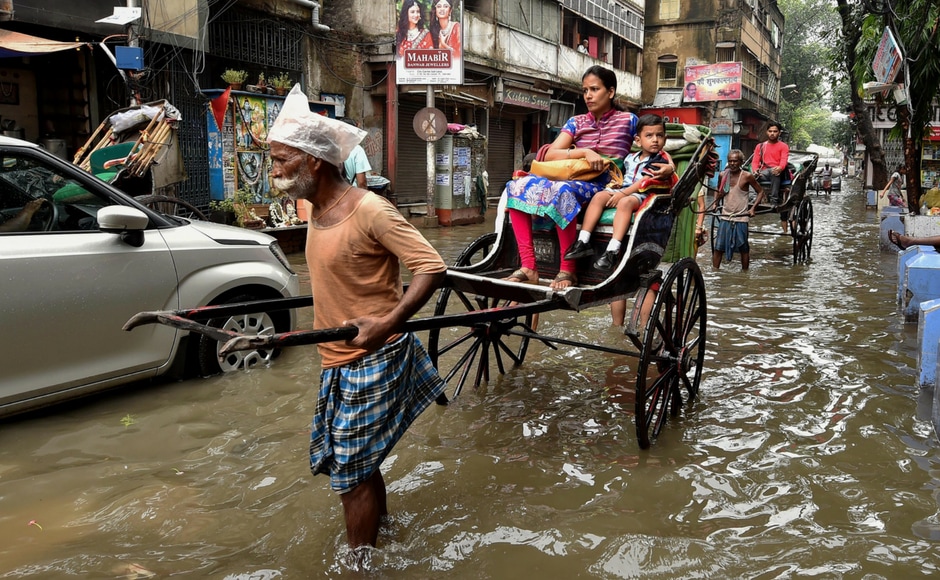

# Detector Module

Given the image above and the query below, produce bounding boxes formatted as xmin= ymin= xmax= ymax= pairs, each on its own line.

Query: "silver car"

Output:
xmin=0 ymin=137 xmax=299 ymax=417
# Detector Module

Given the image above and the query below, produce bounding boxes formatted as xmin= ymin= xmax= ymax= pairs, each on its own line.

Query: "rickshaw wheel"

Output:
xmin=454 ymin=232 xmax=498 ymax=266
xmin=427 ymin=232 xmax=532 ymax=403
xmin=634 ymin=258 xmax=707 ymax=449
xmin=792 ymin=197 xmax=813 ymax=264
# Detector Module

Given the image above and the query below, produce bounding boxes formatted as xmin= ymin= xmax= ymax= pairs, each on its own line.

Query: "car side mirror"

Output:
xmin=98 ymin=206 xmax=149 ymax=247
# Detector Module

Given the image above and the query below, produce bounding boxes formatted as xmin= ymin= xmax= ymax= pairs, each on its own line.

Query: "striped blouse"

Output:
xmin=561 ymin=109 xmax=638 ymax=158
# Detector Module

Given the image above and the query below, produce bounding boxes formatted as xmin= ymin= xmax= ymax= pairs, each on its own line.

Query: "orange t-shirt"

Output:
xmin=305 ymin=194 xmax=446 ymax=368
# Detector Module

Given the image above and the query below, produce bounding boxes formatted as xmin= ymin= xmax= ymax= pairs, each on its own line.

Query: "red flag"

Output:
xmin=209 ymin=87 xmax=231 ymax=132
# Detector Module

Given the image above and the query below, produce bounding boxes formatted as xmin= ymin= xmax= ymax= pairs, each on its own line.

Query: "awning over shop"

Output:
xmin=0 ymin=29 xmax=87 ymax=58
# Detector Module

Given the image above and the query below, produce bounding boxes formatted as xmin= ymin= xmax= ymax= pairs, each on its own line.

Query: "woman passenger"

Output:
xmin=503 ymin=66 xmax=637 ymax=290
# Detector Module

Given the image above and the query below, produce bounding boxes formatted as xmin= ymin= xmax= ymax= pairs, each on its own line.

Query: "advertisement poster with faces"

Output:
xmin=683 ymin=62 xmax=742 ymax=103
xmin=395 ymin=0 xmax=464 ymax=85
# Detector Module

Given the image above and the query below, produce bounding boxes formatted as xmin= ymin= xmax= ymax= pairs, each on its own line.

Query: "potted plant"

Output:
xmin=208 ymin=197 xmax=236 ymax=225
xmin=221 ymin=69 xmax=248 ymax=90
xmin=271 ymin=73 xmax=292 ymax=96
xmin=233 ymin=187 xmax=267 ymax=229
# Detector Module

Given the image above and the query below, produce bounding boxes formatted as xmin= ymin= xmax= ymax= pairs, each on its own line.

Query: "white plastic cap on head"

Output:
xmin=267 ymin=84 xmax=366 ymax=167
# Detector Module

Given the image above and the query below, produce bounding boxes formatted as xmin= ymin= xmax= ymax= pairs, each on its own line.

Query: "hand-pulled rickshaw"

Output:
xmin=708 ymin=150 xmax=818 ymax=264
xmin=124 ymin=137 xmax=719 ymax=449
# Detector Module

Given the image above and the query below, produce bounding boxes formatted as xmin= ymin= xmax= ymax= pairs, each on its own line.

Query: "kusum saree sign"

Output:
xmin=395 ymin=0 xmax=464 ymax=85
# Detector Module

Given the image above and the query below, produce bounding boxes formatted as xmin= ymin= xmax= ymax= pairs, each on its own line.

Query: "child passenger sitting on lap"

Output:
xmin=563 ymin=113 xmax=676 ymax=271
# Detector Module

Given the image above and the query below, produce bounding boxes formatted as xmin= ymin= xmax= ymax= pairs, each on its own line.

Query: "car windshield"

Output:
xmin=0 ymin=151 xmax=111 ymax=233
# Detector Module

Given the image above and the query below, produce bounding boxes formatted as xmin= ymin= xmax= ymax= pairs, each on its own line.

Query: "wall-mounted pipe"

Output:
xmin=287 ymin=0 xmax=330 ymax=32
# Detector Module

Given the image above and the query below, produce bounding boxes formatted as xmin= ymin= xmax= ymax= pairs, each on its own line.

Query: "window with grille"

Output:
xmin=658 ymin=58 xmax=678 ymax=88
xmin=716 ymin=46 xmax=735 ymax=62
xmin=498 ymin=0 xmax=560 ymax=42
xmin=660 ymin=0 xmax=679 ymax=20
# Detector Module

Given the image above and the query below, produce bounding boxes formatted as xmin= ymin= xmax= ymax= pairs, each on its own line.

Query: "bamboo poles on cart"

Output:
xmin=72 ymin=119 xmax=109 ymax=167
xmin=125 ymin=117 xmax=175 ymax=177
xmin=71 ymin=102 xmax=175 ymax=177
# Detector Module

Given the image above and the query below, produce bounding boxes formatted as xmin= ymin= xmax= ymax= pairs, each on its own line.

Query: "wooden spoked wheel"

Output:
xmin=427 ymin=233 xmax=533 ymax=403
xmin=633 ymin=258 xmax=706 ymax=449
xmin=791 ymin=197 xmax=813 ymax=264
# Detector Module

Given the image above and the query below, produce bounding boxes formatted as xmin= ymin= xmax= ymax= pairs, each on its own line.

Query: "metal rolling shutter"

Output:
xmin=487 ymin=116 xmax=516 ymax=195
xmin=397 ymin=100 xmax=432 ymax=206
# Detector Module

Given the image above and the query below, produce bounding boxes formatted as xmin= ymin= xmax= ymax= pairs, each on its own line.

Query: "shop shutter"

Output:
xmin=397 ymin=100 xmax=433 ymax=206
xmin=487 ymin=116 xmax=517 ymax=195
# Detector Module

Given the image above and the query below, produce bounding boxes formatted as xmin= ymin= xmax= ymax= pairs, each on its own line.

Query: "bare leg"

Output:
xmin=712 ymin=250 xmax=722 ymax=269
xmin=610 ymin=299 xmax=626 ymax=326
xmin=373 ymin=470 xmax=388 ymax=517
xmin=741 ymin=252 xmax=750 ymax=271
xmin=610 ymin=196 xmax=640 ymax=242
xmin=340 ymin=470 xmax=385 ymax=548
xmin=638 ymin=287 xmax=655 ymax=329
xmin=579 ymin=192 xmax=610 ymax=239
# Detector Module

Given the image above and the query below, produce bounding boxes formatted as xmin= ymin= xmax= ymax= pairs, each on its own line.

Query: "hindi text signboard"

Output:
xmin=683 ymin=63 xmax=742 ymax=103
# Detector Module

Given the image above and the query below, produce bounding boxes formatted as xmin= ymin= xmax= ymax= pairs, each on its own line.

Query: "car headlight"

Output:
xmin=269 ymin=241 xmax=296 ymax=275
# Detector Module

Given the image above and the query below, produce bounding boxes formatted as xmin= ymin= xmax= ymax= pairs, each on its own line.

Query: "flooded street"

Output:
xmin=4 ymin=179 xmax=940 ymax=578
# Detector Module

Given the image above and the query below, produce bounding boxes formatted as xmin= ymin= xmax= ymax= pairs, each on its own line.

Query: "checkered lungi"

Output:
xmin=309 ymin=332 xmax=445 ymax=493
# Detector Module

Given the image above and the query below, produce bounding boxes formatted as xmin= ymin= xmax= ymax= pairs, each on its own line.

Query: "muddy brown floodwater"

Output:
xmin=3 ymin=180 xmax=940 ymax=578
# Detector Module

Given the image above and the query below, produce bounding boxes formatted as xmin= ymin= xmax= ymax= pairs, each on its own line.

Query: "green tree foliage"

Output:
xmin=834 ymin=1 xmax=889 ymax=190
xmin=778 ymin=0 xmax=838 ymax=109
xmin=846 ymin=0 xmax=940 ymax=210
xmin=777 ymin=0 xmax=844 ymax=149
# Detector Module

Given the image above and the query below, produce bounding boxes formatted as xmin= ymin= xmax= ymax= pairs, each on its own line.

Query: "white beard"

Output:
xmin=272 ymin=167 xmax=315 ymax=201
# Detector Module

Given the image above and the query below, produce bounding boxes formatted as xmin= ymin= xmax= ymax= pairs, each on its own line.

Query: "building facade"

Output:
xmin=642 ymin=0 xmax=785 ymax=160
xmin=1 ymin=0 xmax=784 ymax=212
xmin=1 ymin=0 xmax=652 ymax=211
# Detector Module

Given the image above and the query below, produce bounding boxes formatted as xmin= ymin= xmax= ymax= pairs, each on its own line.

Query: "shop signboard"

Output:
xmin=683 ymin=62 xmax=742 ymax=103
xmin=501 ymin=87 xmax=550 ymax=111
xmin=395 ymin=0 xmax=464 ymax=85
xmin=872 ymin=27 xmax=902 ymax=85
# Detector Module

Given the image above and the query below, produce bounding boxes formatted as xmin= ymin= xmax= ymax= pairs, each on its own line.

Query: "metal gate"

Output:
xmin=397 ymin=99 xmax=433 ymax=206
xmin=487 ymin=115 xmax=517 ymax=196
xmin=168 ymin=67 xmax=210 ymax=211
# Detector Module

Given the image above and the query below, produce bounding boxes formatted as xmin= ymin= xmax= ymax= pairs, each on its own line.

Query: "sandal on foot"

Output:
xmin=505 ymin=268 xmax=538 ymax=284
xmin=888 ymin=230 xmax=910 ymax=252
xmin=550 ymin=270 xmax=578 ymax=290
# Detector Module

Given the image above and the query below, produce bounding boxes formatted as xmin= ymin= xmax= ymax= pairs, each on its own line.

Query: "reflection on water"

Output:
xmin=4 ymin=182 xmax=940 ymax=577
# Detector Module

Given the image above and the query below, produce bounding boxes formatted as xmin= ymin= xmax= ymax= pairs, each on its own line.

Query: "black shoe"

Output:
xmin=593 ymin=250 xmax=618 ymax=271
xmin=563 ymin=240 xmax=593 ymax=261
